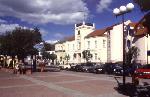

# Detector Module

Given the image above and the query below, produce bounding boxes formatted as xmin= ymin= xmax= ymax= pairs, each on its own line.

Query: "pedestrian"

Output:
xmin=13 ymin=62 xmax=19 ymax=74
xmin=18 ymin=60 xmax=25 ymax=74
xmin=39 ymin=59 xmax=45 ymax=72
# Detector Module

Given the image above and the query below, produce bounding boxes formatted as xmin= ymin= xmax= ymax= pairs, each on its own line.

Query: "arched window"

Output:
xmin=78 ymin=30 xmax=80 ymax=35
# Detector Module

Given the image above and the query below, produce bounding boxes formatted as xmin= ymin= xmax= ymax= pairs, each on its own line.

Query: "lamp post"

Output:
xmin=113 ymin=3 xmax=134 ymax=86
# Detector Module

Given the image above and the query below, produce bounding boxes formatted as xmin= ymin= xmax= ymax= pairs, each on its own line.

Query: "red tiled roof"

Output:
xmin=135 ymin=27 xmax=148 ymax=36
xmin=129 ymin=22 xmax=149 ymax=36
xmin=85 ymin=29 xmax=106 ymax=38
xmin=85 ymin=26 xmax=114 ymax=38
xmin=128 ymin=22 xmax=137 ymax=27
xmin=134 ymin=12 xmax=150 ymax=36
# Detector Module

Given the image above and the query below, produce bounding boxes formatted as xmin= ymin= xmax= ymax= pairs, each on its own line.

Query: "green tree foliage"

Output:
xmin=50 ymin=53 xmax=57 ymax=63
xmin=0 ymin=27 xmax=42 ymax=59
xmin=42 ymin=52 xmax=57 ymax=64
xmin=43 ymin=42 xmax=55 ymax=51
xmin=134 ymin=0 xmax=150 ymax=35
xmin=42 ymin=52 xmax=51 ymax=59
xmin=82 ymin=50 xmax=92 ymax=62
xmin=126 ymin=46 xmax=140 ymax=67
xmin=134 ymin=0 xmax=150 ymax=12
xmin=64 ymin=54 xmax=70 ymax=64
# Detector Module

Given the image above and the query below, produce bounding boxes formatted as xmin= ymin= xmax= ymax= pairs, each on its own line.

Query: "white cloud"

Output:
xmin=96 ymin=0 xmax=112 ymax=13
xmin=45 ymin=40 xmax=58 ymax=44
xmin=40 ymin=29 xmax=49 ymax=37
xmin=0 ymin=0 xmax=89 ymax=25
xmin=54 ymin=33 xmax=65 ymax=39
xmin=0 ymin=19 xmax=7 ymax=23
xmin=0 ymin=23 xmax=19 ymax=34
xmin=0 ymin=23 xmax=32 ymax=34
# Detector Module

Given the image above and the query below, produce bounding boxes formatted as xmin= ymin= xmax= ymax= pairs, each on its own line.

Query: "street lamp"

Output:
xmin=113 ymin=3 xmax=134 ymax=86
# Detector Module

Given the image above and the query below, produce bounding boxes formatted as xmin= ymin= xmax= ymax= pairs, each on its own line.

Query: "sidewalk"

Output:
xmin=0 ymin=69 xmax=127 ymax=97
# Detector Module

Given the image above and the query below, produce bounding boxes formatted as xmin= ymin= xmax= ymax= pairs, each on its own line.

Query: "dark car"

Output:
xmin=81 ymin=63 xmax=95 ymax=72
xmin=135 ymin=64 xmax=150 ymax=79
xmin=104 ymin=63 xmax=122 ymax=74
xmin=75 ymin=64 xmax=84 ymax=72
xmin=88 ymin=64 xmax=99 ymax=73
xmin=114 ymin=66 xmax=123 ymax=76
xmin=69 ymin=65 xmax=76 ymax=71
xmin=44 ymin=65 xmax=61 ymax=72
xmin=114 ymin=63 xmax=142 ymax=76
xmin=95 ymin=64 xmax=105 ymax=74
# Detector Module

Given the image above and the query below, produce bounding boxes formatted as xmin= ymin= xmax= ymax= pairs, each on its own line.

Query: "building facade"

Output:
xmin=127 ymin=22 xmax=150 ymax=64
xmin=55 ymin=20 xmax=150 ymax=65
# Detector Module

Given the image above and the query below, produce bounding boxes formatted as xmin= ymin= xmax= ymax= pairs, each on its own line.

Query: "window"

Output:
xmin=103 ymin=39 xmax=106 ymax=48
xmin=61 ymin=46 xmax=63 ymax=50
xmin=127 ymin=40 xmax=131 ymax=48
xmin=95 ymin=53 xmax=97 ymax=60
xmin=87 ymin=41 xmax=90 ymax=49
xmin=77 ymin=41 xmax=81 ymax=50
xmin=68 ymin=44 xmax=69 ymax=50
xmin=95 ymin=40 xmax=97 ymax=48
xmin=129 ymin=29 xmax=134 ymax=36
xmin=78 ymin=30 xmax=80 ymax=35
xmin=73 ymin=44 xmax=74 ymax=50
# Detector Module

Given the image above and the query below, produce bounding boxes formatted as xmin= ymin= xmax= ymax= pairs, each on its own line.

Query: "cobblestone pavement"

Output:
xmin=0 ymin=69 xmax=149 ymax=97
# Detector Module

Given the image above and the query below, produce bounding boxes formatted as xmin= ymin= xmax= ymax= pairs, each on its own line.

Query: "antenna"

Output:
xmin=79 ymin=10 xmax=86 ymax=23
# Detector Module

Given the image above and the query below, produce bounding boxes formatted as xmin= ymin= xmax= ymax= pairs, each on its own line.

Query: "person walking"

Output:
xmin=13 ymin=62 xmax=19 ymax=74
xmin=18 ymin=60 xmax=25 ymax=74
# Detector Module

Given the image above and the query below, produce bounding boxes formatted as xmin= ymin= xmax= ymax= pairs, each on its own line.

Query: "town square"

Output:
xmin=0 ymin=0 xmax=150 ymax=97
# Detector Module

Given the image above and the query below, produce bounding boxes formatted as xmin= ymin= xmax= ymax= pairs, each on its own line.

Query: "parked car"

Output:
xmin=59 ymin=64 xmax=71 ymax=70
xmin=135 ymin=64 xmax=150 ymax=79
xmin=113 ymin=66 xmax=123 ymax=76
xmin=95 ymin=64 xmax=105 ymax=74
xmin=44 ymin=65 xmax=61 ymax=72
xmin=69 ymin=65 xmax=76 ymax=71
xmin=114 ymin=63 xmax=142 ymax=76
xmin=81 ymin=63 xmax=95 ymax=72
xmin=75 ymin=64 xmax=84 ymax=72
xmin=104 ymin=63 xmax=122 ymax=74
xmin=88 ymin=64 xmax=100 ymax=73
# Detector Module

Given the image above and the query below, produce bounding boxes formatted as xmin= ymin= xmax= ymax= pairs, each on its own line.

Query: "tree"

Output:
xmin=0 ymin=27 xmax=42 ymax=60
xmin=64 ymin=54 xmax=70 ymax=64
xmin=134 ymin=0 xmax=150 ymax=35
xmin=82 ymin=50 xmax=92 ymax=63
xmin=134 ymin=0 xmax=150 ymax=12
xmin=42 ymin=51 xmax=51 ymax=59
xmin=43 ymin=42 xmax=55 ymax=51
xmin=126 ymin=46 xmax=140 ymax=67
xmin=50 ymin=53 xmax=57 ymax=64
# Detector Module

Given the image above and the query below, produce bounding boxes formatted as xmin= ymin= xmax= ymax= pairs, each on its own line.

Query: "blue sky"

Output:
xmin=0 ymin=0 xmax=145 ymax=43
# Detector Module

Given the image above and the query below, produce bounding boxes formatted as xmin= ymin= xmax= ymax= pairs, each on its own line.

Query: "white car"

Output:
xmin=59 ymin=64 xmax=71 ymax=69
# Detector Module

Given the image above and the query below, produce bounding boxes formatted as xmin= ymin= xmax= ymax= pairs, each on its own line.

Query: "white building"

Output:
xmin=127 ymin=22 xmax=150 ymax=64
xmin=55 ymin=20 xmax=150 ymax=65
xmin=55 ymin=22 xmax=108 ymax=64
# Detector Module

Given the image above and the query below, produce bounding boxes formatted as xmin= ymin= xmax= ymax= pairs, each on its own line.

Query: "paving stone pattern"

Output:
xmin=0 ymin=69 xmax=138 ymax=97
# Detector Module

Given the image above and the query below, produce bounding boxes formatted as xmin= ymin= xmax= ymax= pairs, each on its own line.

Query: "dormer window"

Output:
xmin=78 ymin=30 xmax=80 ymax=35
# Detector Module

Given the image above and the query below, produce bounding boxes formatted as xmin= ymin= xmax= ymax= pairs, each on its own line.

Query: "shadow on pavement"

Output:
xmin=114 ymin=77 xmax=150 ymax=97
xmin=114 ymin=82 xmax=137 ymax=97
